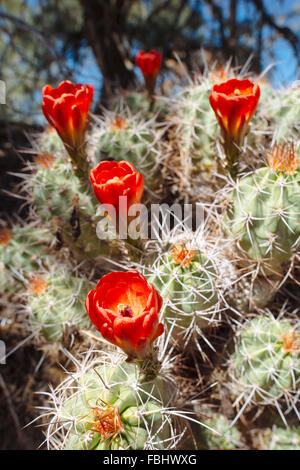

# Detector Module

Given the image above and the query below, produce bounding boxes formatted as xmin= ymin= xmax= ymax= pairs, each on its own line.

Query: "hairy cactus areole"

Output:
xmin=224 ymin=143 xmax=300 ymax=273
xmin=27 ymin=270 xmax=93 ymax=342
xmin=148 ymin=243 xmax=219 ymax=346
xmin=229 ymin=316 xmax=300 ymax=404
xmin=47 ymin=355 xmax=175 ymax=450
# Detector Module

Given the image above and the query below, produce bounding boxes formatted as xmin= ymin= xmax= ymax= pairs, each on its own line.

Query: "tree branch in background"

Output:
xmin=79 ymin=0 xmax=136 ymax=106
xmin=251 ymin=0 xmax=300 ymax=65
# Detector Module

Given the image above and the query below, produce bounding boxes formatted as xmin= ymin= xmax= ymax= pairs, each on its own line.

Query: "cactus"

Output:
xmin=26 ymin=269 xmax=93 ymax=342
xmin=46 ymin=354 xmax=177 ymax=450
xmin=3 ymin=67 xmax=300 ymax=451
xmin=29 ymin=155 xmax=118 ymax=262
xmin=147 ymin=242 xmax=219 ymax=347
xmin=224 ymin=145 xmax=300 ymax=274
xmin=0 ymin=224 xmax=51 ymax=293
xmin=169 ymin=78 xmax=219 ymax=189
xmin=253 ymin=425 xmax=300 ymax=450
xmin=113 ymin=91 xmax=168 ymax=118
xmin=192 ymin=408 xmax=244 ymax=450
xmin=265 ymin=85 xmax=300 ymax=142
xmin=36 ymin=126 xmax=66 ymax=157
xmin=229 ymin=315 xmax=300 ymax=405
xmin=89 ymin=111 xmax=163 ymax=190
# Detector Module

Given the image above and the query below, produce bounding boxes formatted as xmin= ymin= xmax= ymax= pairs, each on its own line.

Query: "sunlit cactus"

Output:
xmin=168 ymin=78 xmax=219 ymax=190
xmin=0 ymin=224 xmax=51 ymax=292
xmin=229 ymin=315 xmax=300 ymax=406
xmin=45 ymin=353 xmax=179 ymax=450
xmin=145 ymin=238 xmax=221 ymax=350
xmin=26 ymin=269 xmax=93 ymax=343
xmin=224 ymin=143 xmax=300 ymax=274
xmin=2 ymin=61 xmax=300 ymax=451
xmin=88 ymin=110 xmax=164 ymax=190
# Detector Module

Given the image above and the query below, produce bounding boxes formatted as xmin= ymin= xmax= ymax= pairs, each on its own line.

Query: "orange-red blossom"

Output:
xmin=209 ymin=78 xmax=260 ymax=166
xmin=85 ymin=270 xmax=164 ymax=360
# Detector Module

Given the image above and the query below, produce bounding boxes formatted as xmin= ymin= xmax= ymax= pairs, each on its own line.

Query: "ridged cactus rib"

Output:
xmin=49 ymin=359 xmax=174 ymax=450
xmin=148 ymin=244 xmax=219 ymax=340
xmin=224 ymin=165 xmax=300 ymax=271
xmin=27 ymin=271 xmax=93 ymax=342
xmin=230 ymin=316 xmax=300 ymax=402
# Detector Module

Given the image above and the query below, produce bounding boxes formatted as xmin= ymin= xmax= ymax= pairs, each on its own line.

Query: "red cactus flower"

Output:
xmin=209 ymin=78 xmax=260 ymax=158
xmin=135 ymin=50 xmax=162 ymax=94
xmin=85 ymin=270 xmax=164 ymax=359
xmin=89 ymin=160 xmax=144 ymax=219
xmin=42 ymin=80 xmax=94 ymax=152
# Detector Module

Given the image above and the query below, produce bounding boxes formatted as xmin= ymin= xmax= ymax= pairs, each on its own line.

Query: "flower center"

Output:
xmin=172 ymin=243 xmax=195 ymax=268
xmin=91 ymin=404 xmax=123 ymax=440
xmin=280 ymin=331 xmax=300 ymax=355
xmin=234 ymin=89 xmax=241 ymax=96
xmin=0 ymin=228 xmax=12 ymax=246
xmin=118 ymin=303 xmax=134 ymax=317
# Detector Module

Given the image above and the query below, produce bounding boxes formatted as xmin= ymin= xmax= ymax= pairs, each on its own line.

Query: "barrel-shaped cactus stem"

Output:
xmin=25 ymin=268 xmax=94 ymax=344
xmin=143 ymin=236 xmax=221 ymax=351
xmin=44 ymin=352 xmax=182 ymax=450
xmin=228 ymin=314 xmax=300 ymax=412
xmin=224 ymin=143 xmax=300 ymax=275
